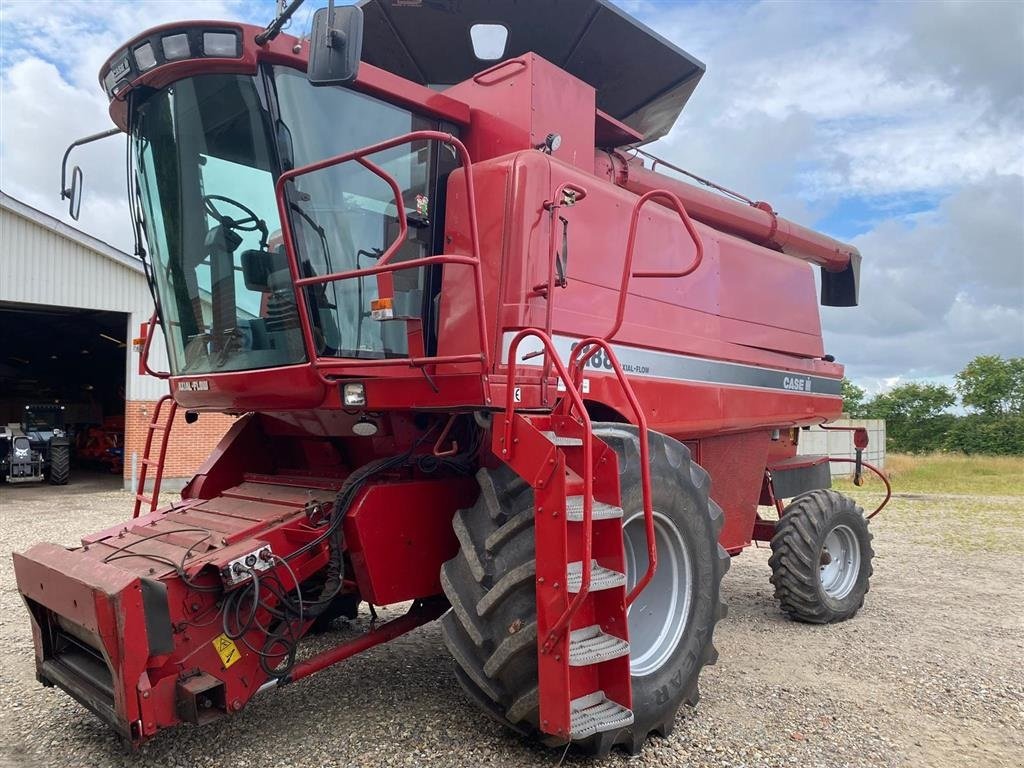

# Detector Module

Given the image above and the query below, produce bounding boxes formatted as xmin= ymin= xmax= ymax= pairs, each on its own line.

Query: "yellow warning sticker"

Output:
xmin=212 ymin=633 xmax=241 ymax=669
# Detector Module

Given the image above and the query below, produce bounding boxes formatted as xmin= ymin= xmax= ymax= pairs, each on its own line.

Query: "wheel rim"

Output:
xmin=818 ymin=524 xmax=861 ymax=600
xmin=622 ymin=510 xmax=692 ymax=677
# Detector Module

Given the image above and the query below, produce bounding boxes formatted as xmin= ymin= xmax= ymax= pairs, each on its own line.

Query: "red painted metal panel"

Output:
xmin=344 ymin=477 xmax=478 ymax=605
xmin=443 ymin=55 xmax=596 ymax=170
xmin=221 ymin=481 xmax=335 ymax=506
xmin=698 ymin=432 xmax=773 ymax=552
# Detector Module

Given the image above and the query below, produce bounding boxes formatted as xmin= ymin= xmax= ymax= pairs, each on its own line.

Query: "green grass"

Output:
xmin=827 ymin=454 xmax=1024 ymax=553
xmin=833 ymin=452 xmax=1024 ymax=496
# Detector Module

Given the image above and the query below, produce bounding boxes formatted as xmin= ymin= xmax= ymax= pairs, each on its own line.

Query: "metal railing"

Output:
xmin=506 ymin=185 xmax=707 ymax=633
xmin=132 ymin=394 xmax=178 ymax=518
xmin=273 ymin=130 xmax=490 ymax=384
xmin=567 ymin=338 xmax=656 ymax=605
xmin=140 ymin=311 xmax=170 ymax=379
xmin=607 ymin=188 xmax=704 ymax=339
xmin=502 ymin=328 xmax=596 ymax=652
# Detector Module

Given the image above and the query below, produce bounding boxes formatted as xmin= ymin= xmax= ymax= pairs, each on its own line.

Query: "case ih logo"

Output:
xmin=177 ymin=380 xmax=210 ymax=392
xmin=783 ymin=376 xmax=813 ymax=392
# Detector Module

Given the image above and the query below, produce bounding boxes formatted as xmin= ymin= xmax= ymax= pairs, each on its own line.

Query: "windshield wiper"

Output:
xmin=289 ymin=202 xmax=334 ymax=274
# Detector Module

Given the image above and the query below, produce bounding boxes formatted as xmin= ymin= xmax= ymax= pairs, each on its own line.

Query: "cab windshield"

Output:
xmin=132 ymin=69 xmax=443 ymax=375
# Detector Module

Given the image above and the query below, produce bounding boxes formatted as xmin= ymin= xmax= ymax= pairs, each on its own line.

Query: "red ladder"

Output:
xmin=132 ymin=394 xmax=177 ymax=518
xmin=496 ymin=330 xmax=654 ymax=743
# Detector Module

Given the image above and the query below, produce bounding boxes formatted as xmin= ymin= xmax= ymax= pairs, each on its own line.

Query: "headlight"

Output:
xmin=343 ymin=382 xmax=366 ymax=407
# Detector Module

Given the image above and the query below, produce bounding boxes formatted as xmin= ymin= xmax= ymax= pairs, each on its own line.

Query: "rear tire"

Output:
xmin=48 ymin=444 xmax=70 ymax=485
xmin=440 ymin=425 xmax=729 ymax=755
xmin=769 ymin=489 xmax=873 ymax=623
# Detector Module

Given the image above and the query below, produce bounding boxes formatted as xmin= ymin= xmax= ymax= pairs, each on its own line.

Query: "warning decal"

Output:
xmin=212 ymin=633 xmax=241 ymax=669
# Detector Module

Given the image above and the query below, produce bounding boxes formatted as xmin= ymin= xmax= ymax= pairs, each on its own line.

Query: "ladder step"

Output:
xmin=569 ymin=625 xmax=630 ymax=666
xmin=134 ymin=494 xmax=152 ymax=504
xmin=141 ymin=458 xmax=158 ymax=466
xmin=541 ymin=430 xmax=583 ymax=447
xmin=149 ymin=424 xmax=167 ymax=432
xmin=565 ymin=496 xmax=623 ymax=521
xmin=570 ymin=691 xmax=634 ymax=739
xmin=566 ymin=561 xmax=627 ymax=593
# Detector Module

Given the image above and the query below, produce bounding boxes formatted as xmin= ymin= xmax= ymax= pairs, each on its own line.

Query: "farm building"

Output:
xmin=0 ymin=191 xmax=232 ymax=489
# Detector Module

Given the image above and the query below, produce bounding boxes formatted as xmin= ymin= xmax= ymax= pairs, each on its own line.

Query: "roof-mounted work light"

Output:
xmin=99 ymin=26 xmax=243 ymax=100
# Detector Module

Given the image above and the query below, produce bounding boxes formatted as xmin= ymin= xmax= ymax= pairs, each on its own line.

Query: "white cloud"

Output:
xmin=820 ymin=173 xmax=1024 ymax=380
xmin=644 ymin=0 xmax=1023 ymax=199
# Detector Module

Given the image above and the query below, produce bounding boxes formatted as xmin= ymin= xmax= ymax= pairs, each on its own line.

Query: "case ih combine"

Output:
xmin=14 ymin=0 xmax=889 ymax=756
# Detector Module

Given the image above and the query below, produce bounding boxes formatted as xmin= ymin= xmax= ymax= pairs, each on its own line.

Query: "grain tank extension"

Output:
xmin=14 ymin=0 xmax=887 ymax=756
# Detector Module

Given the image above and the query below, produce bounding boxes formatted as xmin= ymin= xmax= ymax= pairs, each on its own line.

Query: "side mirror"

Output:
xmin=66 ymin=166 xmax=83 ymax=220
xmin=59 ymin=126 xmax=119 ymax=221
xmin=308 ymin=3 xmax=363 ymax=86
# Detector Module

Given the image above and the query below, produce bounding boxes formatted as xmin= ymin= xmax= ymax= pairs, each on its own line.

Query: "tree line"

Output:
xmin=842 ymin=355 xmax=1024 ymax=455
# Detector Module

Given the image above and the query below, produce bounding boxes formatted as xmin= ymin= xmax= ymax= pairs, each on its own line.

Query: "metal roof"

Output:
xmin=357 ymin=0 xmax=705 ymax=144
xmin=0 ymin=191 xmax=142 ymax=274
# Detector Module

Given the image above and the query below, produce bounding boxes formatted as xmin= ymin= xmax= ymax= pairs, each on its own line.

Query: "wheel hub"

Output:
xmin=622 ymin=510 xmax=693 ymax=677
xmin=818 ymin=524 xmax=861 ymax=600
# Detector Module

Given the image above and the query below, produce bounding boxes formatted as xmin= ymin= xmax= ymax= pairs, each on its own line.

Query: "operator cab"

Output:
xmin=131 ymin=68 xmax=453 ymax=376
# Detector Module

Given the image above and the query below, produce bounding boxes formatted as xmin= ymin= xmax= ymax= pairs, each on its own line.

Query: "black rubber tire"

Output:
xmin=48 ymin=444 xmax=70 ymax=486
xmin=440 ymin=424 xmax=729 ymax=756
xmin=768 ymin=489 xmax=873 ymax=623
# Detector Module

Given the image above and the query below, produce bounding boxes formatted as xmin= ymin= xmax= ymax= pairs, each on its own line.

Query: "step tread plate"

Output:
xmin=570 ymin=691 xmax=634 ymax=739
xmin=569 ymin=625 xmax=630 ymax=666
xmin=566 ymin=560 xmax=627 ymax=593
xmin=540 ymin=430 xmax=584 ymax=447
xmin=565 ymin=496 xmax=624 ymax=521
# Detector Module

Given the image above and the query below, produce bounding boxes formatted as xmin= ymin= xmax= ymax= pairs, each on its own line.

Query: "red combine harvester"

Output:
xmin=15 ymin=0 xmax=889 ymax=755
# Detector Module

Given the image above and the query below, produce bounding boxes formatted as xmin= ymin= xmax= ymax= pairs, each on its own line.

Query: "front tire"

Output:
xmin=769 ymin=489 xmax=873 ymax=623
xmin=48 ymin=444 xmax=70 ymax=485
xmin=440 ymin=425 xmax=729 ymax=755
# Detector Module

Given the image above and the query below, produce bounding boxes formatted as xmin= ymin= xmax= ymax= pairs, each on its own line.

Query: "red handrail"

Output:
xmin=567 ymin=338 xmax=656 ymax=605
xmin=472 ymin=58 xmax=527 ymax=86
xmin=273 ymin=130 xmax=490 ymax=381
xmin=528 ymin=182 xmax=589 ymax=404
xmin=503 ymin=329 xmax=595 ymax=652
xmin=140 ymin=311 xmax=170 ymax=379
xmin=607 ymin=189 xmax=704 ymax=339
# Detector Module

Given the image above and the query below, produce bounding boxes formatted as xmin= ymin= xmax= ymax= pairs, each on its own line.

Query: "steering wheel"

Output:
xmin=203 ymin=194 xmax=269 ymax=249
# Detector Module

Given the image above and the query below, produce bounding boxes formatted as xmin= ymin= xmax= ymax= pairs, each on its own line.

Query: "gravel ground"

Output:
xmin=1 ymin=473 xmax=1021 ymax=768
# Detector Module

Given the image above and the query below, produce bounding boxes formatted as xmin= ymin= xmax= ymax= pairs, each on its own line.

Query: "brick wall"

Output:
xmin=123 ymin=400 xmax=236 ymax=487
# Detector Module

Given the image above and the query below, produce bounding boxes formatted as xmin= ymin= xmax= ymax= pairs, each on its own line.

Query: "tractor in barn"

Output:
xmin=1 ymin=404 xmax=71 ymax=485
xmin=14 ymin=0 xmax=889 ymax=756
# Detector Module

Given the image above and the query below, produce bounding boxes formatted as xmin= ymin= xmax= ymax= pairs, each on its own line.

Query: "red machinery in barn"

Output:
xmin=15 ymin=0 xmax=888 ymax=756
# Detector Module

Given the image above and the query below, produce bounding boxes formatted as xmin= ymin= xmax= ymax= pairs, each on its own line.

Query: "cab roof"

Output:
xmin=357 ymin=0 xmax=705 ymax=144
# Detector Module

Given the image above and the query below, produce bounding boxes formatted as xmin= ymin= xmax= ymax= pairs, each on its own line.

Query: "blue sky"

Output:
xmin=1 ymin=0 xmax=1021 ymax=394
